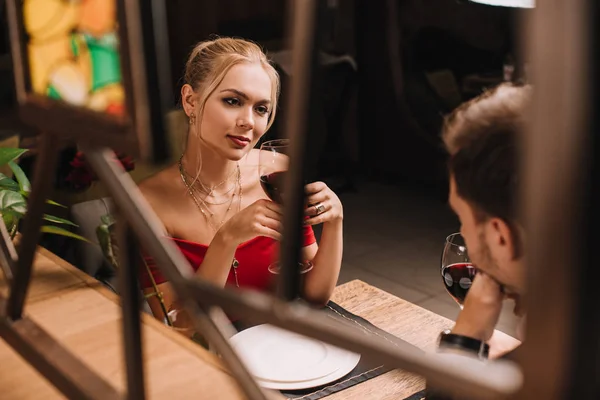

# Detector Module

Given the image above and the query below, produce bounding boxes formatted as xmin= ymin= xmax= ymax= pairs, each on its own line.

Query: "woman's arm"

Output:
xmin=302 ymin=218 xmax=343 ymax=305
xmin=300 ymin=181 xmax=344 ymax=305
xmin=192 ymin=232 xmax=239 ymax=286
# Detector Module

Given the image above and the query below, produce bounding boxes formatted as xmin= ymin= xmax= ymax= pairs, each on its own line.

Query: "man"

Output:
xmin=442 ymin=83 xmax=530 ymax=349
xmin=428 ymin=83 xmax=531 ymax=398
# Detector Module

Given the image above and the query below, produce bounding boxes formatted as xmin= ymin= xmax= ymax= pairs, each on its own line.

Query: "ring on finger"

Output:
xmin=314 ymin=202 xmax=325 ymax=215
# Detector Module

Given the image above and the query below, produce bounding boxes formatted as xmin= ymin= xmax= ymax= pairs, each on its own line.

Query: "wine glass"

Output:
xmin=259 ymin=139 xmax=290 ymax=204
xmin=441 ymin=233 xmax=477 ymax=309
xmin=268 ymin=261 xmax=314 ymax=275
xmin=268 ymin=261 xmax=314 ymax=294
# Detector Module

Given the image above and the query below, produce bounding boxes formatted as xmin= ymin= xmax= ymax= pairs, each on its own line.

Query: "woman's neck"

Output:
xmin=181 ymin=134 xmax=239 ymax=189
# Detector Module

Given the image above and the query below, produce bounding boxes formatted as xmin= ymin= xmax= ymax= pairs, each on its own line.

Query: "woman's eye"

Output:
xmin=224 ymin=98 xmax=240 ymax=106
xmin=255 ymin=106 xmax=269 ymax=115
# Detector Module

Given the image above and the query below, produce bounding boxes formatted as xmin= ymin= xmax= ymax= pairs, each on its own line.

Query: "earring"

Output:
xmin=189 ymin=113 xmax=196 ymax=125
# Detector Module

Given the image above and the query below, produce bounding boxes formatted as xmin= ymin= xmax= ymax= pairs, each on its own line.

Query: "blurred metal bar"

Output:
xmin=518 ymin=0 xmax=592 ymax=399
xmin=570 ymin=2 xmax=600 ymax=397
xmin=7 ymin=132 xmax=59 ymax=320
xmin=121 ymin=0 xmax=151 ymax=160
xmin=137 ymin=0 xmax=173 ymax=163
xmin=278 ymin=0 xmax=325 ymax=301
xmin=116 ymin=222 xmax=146 ymax=400
xmin=80 ymin=144 xmax=269 ymax=400
xmin=80 ymin=145 xmax=193 ymax=285
xmin=183 ymin=299 xmax=269 ymax=400
xmin=0 ymin=298 xmax=122 ymax=400
xmin=5 ymin=0 xmax=26 ymax=104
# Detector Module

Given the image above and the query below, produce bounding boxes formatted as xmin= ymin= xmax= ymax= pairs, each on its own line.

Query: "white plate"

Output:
xmin=255 ymin=355 xmax=361 ymax=390
xmin=230 ymin=324 xmax=360 ymax=387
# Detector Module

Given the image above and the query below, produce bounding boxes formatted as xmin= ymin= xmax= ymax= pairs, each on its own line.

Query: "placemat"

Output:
xmin=233 ymin=301 xmax=423 ymax=400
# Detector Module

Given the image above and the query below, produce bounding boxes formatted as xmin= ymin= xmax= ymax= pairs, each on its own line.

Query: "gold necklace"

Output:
xmin=179 ymin=160 xmax=239 ymax=232
xmin=179 ymin=154 xmax=238 ymax=197
xmin=232 ymin=169 xmax=243 ymax=287
xmin=182 ymin=169 xmax=236 ymax=205
xmin=178 ymin=157 xmax=244 ymax=288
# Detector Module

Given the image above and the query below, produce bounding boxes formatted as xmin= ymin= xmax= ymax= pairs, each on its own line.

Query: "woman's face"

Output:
xmin=196 ymin=63 xmax=273 ymax=160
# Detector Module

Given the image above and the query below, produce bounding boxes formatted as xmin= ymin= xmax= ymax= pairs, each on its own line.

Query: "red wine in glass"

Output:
xmin=441 ymin=262 xmax=477 ymax=306
xmin=259 ymin=139 xmax=290 ymax=204
xmin=258 ymin=139 xmax=311 ymax=207
xmin=441 ymin=233 xmax=476 ymax=308
xmin=260 ymin=171 xmax=286 ymax=204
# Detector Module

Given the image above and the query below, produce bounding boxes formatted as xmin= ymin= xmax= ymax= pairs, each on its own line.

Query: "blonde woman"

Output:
xmin=138 ymin=37 xmax=344 ymax=331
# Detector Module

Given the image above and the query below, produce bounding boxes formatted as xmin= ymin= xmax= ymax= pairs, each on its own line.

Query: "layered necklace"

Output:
xmin=178 ymin=155 xmax=243 ymax=286
xmin=185 ymin=162 xmax=239 ymax=205
xmin=178 ymin=155 xmax=242 ymax=233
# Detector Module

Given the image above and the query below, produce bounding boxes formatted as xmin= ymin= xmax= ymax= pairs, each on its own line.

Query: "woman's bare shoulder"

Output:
xmin=138 ymin=167 xmax=178 ymax=208
xmin=137 ymin=167 xmax=182 ymax=235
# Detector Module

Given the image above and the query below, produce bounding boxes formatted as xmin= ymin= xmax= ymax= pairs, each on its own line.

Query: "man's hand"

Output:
xmin=452 ymin=272 xmax=504 ymax=342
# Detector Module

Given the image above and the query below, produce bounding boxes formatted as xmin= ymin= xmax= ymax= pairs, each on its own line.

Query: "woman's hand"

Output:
xmin=452 ymin=272 xmax=504 ymax=342
xmin=218 ymin=199 xmax=283 ymax=244
xmin=303 ymin=182 xmax=343 ymax=225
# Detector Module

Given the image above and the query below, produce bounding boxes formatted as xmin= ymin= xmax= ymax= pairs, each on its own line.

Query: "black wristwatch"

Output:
xmin=438 ymin=329 xmax=490 ymax=360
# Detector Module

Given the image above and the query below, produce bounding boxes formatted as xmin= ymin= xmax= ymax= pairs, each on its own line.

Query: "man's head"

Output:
xmin=443 ymin=83 xmax=531 ymax=313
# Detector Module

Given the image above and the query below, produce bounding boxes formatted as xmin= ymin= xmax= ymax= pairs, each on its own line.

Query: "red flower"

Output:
xmin=65 ymin=168 xmax=95 ymax=189
xmin=65 ymin=151 xmax=135 ymax=190
xmin=70 ymin=152 xmax=87 ymax=169
xmin=117 ymin=154 xmax=135 ymax=172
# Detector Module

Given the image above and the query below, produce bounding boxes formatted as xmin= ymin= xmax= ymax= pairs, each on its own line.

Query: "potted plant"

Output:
xmin=0 ymin=147 xmax=87 ymax=242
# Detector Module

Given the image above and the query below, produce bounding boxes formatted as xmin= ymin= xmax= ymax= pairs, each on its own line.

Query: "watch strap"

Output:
xmin=438 ymin=330 xmax=490 ymax=359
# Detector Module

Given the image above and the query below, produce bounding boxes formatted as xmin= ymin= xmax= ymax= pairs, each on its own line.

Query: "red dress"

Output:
xmin=139 ymin=225 xmax=316 ymax=291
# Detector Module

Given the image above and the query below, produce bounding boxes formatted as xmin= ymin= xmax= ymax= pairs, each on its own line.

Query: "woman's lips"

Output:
xmin=227 ymin=135 xmax=250 ymax=148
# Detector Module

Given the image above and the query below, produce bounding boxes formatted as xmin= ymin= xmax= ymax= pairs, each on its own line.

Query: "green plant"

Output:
xmin=0 ymin=147 xmax=87 ymax=242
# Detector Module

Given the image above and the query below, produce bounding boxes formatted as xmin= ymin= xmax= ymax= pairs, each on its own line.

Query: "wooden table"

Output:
xmin=327 ymin=281 xmax=519 ymax=399
xmin=0 ymin=249 xmax=519 ymax=399
xmin=0 ymin=248 xmax=259 ymax=400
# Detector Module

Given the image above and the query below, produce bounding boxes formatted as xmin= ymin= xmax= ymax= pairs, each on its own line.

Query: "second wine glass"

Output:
xmin=441 ymin=233 xmax=477 ymax=309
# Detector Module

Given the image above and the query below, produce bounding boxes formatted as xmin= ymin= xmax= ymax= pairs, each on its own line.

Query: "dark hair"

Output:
xmin=442 ymin=83 xmax=531 ymax=225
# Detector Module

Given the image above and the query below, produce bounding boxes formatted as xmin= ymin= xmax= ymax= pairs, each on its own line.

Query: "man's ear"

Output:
xmin=181 ymin=84 xmax=196 ymax=116
xmin=487 ymin=217 xmax=517 ymax=262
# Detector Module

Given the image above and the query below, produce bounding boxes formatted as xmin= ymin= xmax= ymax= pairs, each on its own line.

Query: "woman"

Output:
xmin=138 ymin=37 xmax=344 ymax=331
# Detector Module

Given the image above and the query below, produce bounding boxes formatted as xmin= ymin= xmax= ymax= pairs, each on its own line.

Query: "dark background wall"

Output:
xmin=0 ymin=0 xmax=519 ymax=186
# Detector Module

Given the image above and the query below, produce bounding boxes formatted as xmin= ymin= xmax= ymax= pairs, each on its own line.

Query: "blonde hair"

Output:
xmin=184 ymin=37 xmax=280 ymax=132
xmin=442 ymin=83 xmax=532 ymax=155
xmin=441 ymin=83 xmax=531 ymax=256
